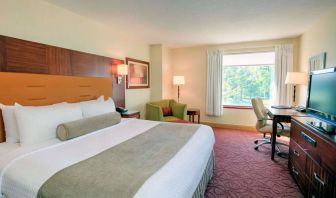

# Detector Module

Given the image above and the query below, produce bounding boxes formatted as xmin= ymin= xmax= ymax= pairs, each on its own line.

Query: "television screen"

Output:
xmin=307 ymin=71 xmax=336 ymax=117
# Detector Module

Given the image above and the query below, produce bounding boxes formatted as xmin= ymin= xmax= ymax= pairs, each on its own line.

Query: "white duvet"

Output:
xmin=0 ymin=119 xmax=215 ymax=198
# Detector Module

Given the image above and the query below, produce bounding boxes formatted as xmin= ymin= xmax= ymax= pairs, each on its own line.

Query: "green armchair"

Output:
xmin=146 ymin=99 xmax=187 ymax=122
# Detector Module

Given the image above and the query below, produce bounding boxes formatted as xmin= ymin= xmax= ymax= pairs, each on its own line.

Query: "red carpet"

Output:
xmin=205 ymin=128 xmax=303 ymax=198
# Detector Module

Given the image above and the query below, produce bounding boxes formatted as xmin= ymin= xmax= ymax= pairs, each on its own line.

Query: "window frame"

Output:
xmin=221 ymin=52 xmax=275 ymax=108
xmin=223 ymin=105 xmax=253 ymax=109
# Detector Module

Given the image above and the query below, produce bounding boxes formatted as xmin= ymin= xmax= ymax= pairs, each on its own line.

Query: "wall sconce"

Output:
xmin=115 ymin=64 xmax=128 ymax=84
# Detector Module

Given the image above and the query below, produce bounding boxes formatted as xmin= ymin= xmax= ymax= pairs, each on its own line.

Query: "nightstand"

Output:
xmin=187 ymin=108 xmax=200 ymax=123
xmin=121 ymin=111 xmax=140 ymax=119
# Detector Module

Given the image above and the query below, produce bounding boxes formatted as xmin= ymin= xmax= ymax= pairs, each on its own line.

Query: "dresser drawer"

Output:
xmin=291 ymin=120 xmax=318 ymax=150
xmin=291 ymin=119 xmax=336 ymax=173
xmin=289 ymin=139 xmax=307 ymax=171
xmin=289 ymin=160 xmax=306 ymax=195
xmin=306 ymin=157 xmax=336 ymax=198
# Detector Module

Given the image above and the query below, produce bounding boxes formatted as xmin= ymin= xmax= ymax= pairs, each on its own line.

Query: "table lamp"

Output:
xmin=285 ymin=72 xmax=308 ymax=103
xmin=173 ymin=76 xmax=185 ymax=102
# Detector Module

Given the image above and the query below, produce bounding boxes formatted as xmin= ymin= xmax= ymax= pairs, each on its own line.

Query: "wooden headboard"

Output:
xmin=0 ymin=35 xmax=125 ymax=107
xmin=0 ymin=72 xmax=112 ymax=142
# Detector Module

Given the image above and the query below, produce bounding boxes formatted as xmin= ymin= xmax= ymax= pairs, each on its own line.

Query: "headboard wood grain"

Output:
xmin=0 ymin=35 xmax=125 ymax=107
xmin=0 ymin=72 xmax=112 ymax=142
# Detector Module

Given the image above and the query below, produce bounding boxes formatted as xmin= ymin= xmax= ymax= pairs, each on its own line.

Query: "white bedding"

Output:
xmin=0 ymin=119 xmax=215 ymax=198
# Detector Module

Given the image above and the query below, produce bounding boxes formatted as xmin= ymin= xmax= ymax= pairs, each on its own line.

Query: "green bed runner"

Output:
xmin=37 ymin=123 xmax=200 ymax=198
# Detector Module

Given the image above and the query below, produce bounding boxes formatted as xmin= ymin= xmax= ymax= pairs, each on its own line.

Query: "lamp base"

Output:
xmin=177 ymin=85 xmax=180 ymax=102
xmin=293 ymin=85 xmax=296 ymax=103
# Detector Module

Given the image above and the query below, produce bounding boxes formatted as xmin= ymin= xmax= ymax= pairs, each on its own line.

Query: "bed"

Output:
xmin=0 ymin=72 xmax=215 ymax=198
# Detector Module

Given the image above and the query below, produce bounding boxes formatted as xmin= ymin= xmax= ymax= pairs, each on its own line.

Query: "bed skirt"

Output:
xmin=192 ymin=151 xmax=214 ymax=198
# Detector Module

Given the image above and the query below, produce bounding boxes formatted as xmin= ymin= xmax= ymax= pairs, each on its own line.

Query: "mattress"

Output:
xmin=0 ymin=119 xmax=215 ymax=198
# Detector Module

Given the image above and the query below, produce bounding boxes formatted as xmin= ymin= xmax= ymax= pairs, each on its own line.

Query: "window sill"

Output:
xmin=223 ymin=105 xmax=253 ymax=109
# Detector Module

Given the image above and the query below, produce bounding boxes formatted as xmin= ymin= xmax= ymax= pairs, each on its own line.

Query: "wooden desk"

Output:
xmin=266 ymin=107 xmax=307 ymax=160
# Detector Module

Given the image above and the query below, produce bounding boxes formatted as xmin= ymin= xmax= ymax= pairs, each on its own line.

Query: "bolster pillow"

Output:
xmin=56 ymin=112 xmax=121 ymax=141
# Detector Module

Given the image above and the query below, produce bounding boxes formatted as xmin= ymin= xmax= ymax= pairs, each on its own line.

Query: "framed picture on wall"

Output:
xmin=126 ymin=57 xmax=150 ymax=89
xmin=309 ymin=52 xmax=326 ymax=72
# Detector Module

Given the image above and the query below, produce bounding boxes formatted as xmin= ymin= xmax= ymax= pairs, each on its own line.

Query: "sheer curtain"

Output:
xmin=272 ymin=44 xmax=293 ymax=106
xmin=206 ymin=49 xmax=223 ymax=116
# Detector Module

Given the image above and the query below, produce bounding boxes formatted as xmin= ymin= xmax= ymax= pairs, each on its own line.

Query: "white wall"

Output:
xmin=0 ymin=0 xmax=150 ymax=117
xmin=150 ymin=45 xmax=163 ymax=100
xmin=297 ymin=8 xmax=336 ymax=106
xmin=171 ymin=38 xmax=300 ymax=126
xmin=149 ymin=44 xmax=173 ymax=101
xmin=162 ymin=47 xmax=173 ymax=99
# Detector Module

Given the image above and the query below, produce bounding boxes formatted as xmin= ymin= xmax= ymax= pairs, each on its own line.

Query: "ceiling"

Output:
xmin=46 ymin=0 xmax=336 ymax=47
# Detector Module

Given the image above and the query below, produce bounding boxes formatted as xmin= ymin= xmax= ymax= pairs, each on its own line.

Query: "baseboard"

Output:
xmin=201 ymin=122 xmax=257 ymax=132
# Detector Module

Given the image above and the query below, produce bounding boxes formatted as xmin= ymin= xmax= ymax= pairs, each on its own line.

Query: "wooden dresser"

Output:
xmin=289 ymin=116 xmax=336 ymax=198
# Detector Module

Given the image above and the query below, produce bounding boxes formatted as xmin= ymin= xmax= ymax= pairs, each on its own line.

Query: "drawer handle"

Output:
xmin=292 ymin=166 xmax=299 ymax=176
xmin=293 ymin=149 xmax=300 ymax=157
xmin=301 ymin=132 xmax=317 ymax=147
xmin=313 ymin=172 xmax=326 ymax=186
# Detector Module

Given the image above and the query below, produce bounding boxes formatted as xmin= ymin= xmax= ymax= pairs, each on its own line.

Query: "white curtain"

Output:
xmin=206 ymin=50 xmax=223 ymax=116
xmin=273 ymin=44 xmax=293 ymax=106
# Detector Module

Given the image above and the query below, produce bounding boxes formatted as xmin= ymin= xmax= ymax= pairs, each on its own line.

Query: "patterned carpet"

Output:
xmin=205 ymin=128 xmax=303 ymax=198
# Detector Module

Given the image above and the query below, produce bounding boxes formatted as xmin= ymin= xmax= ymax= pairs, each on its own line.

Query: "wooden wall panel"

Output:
xmin=5 ymin=37 xmax=49 ymax=73
xmin=47 ymin=47 xmax=71 ymax=75
xmin=71 ymin=51 xmax=99 ymax=77
xmin=0 ymin=36 xmax=5 ymax=72
xmin=0 ymin=35 xmax=125 ymax=107
xmin=96 ymin=56 xmax=112 ymax=77
xmin=70 ymin=51 xmax=112 ymax=78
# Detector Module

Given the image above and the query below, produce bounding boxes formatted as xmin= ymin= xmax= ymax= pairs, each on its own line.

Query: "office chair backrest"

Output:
xmin=251 ymin=98 xmax=268 ymax=130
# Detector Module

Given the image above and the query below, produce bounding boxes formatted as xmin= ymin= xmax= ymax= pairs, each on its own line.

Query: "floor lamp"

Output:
xmin=285 ymin=72 xmax=308 ymax=105
xmin=173 ymin=76 xmax=185 ymax=102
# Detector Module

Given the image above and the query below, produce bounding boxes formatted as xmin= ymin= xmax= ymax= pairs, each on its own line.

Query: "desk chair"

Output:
xmin=251 ymin=98 xmax=290 ymax=154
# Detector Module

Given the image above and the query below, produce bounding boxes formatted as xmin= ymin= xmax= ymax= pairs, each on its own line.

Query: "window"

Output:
xmin=222 ymin=52 xmax=275 ymax=108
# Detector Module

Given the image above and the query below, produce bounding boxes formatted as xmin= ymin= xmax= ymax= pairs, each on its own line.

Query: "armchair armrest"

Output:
xmin=171 ymin=102 xmax=187 ymax=120
xmin=145 ymin=103 xmax=164 ymax=121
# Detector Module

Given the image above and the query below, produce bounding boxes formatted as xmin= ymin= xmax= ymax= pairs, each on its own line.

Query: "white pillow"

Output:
xmin=15 ymin=105 xmax=83 ymax=146
xmin=81 ymin=98 xmax=116 ymax=118
xmin=97 ymin=95 xmax=104 ymax=102
xmin=52 ymin=102 xmax=68 ymax=107
xmin=0 ymin=101 xmax=70 ymax=143
xmin=0 ymin=103 xmax=22 ymax=143
xmin=66 ymin=96 xmax=104 ymax=109
xmin=80 ymin=96 xmax=104 ymax=105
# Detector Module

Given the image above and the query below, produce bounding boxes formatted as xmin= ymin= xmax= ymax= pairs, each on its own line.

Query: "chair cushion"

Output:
xmin=162 ymin=107 xmax=172 ymax=116
xmin=259 ymin=123 xmax=290 ymax=135
xmin=163 ymin=116 xmax=180 ymax=122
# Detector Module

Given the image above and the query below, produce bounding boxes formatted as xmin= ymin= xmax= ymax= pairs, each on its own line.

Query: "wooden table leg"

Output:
xmin=192 ymin=115 xmax=195 ymax=123
xmin=271 ymin=116 xmax=278 ymax=160
xmin=198 ymin=115 xmax=200 ymax=124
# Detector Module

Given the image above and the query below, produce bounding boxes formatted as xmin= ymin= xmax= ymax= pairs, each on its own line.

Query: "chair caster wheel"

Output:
xmin=254 ymin=140 xmax=258 ymax=144
xmin=254 ymin=147 xmax=258 ymax=150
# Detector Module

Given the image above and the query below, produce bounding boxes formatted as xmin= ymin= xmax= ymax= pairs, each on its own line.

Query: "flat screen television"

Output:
xmin=306 ymin=67 xmax=336 ymax=126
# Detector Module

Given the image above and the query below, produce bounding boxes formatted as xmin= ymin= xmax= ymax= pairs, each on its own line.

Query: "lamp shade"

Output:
xmin=117 ymin=64 xmax=128 ymax=75
xmin=173 ymin=76 xmax=185 ymax=85
xmin=285 ymin=72 xmax=308 ymax=85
